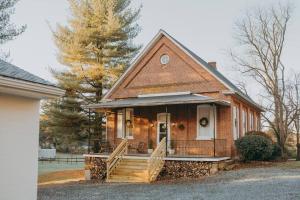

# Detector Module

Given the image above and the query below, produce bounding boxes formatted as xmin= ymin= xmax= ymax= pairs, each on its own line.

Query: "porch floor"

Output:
xmin=83 ymin=153 xmax=230 ymax=162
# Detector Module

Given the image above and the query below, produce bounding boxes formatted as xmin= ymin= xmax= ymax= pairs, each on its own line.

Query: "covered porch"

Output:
xmin=87 ymin=92 xmax=232 ymax=159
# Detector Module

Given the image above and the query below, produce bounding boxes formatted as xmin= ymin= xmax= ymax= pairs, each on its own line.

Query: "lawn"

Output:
xmin=275 ymin=160 xmax=300 ymax=169
xmin=38 ymin=153 xmax=84 ymax=175
xmin=38 ymin=169 xmax=84 ymax=184
xmin=38 ymin=153 xmax=85 ymax=184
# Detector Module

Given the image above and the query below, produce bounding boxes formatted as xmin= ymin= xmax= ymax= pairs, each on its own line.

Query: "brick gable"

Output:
xmin=107 ymin=35 xmax=228 ymax=99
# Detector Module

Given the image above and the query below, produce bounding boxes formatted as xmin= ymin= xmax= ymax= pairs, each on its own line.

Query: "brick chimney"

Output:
xmin=208 ymin=62 xmax=217 ymax=69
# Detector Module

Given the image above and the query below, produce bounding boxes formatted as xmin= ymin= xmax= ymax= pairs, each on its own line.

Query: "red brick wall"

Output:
xmin=107 ymin=35 xmax=228 ymax=99
xmin=106 ymin=104 xmax=233 ymax=157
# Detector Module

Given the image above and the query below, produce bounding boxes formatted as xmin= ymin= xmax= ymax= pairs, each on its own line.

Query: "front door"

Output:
xmin=157 ymin=113 xmax=170 ymax=145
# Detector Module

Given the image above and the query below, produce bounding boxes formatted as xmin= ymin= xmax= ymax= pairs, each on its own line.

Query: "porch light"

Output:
xmin=149 ymin=123 xmax=154 ymax=127
xmin=171 ymin=122 xmax=177 ymax=127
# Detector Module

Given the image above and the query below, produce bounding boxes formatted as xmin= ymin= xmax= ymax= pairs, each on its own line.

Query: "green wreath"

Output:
xmin=199 ymin=117 xmax=209 ymax=127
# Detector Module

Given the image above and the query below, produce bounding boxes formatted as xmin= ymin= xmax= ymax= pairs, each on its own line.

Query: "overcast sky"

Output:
xmin=2 ymin=0 xmax=300 ymax=101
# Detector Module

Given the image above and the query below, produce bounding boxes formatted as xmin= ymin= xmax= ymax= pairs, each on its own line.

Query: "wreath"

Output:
xmin=126 ymin=120 xmax=133 ymax=128
xmin=199 ymin=117 xmax=209 ymax=127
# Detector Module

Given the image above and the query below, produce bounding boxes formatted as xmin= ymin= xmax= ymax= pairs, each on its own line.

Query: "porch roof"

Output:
xmin=87 ymin=94 xmax=230 ymax=109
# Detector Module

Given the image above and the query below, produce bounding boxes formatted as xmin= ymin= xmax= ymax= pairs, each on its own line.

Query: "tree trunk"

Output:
xmin=297 ymin=131 xmax=300 ymax=161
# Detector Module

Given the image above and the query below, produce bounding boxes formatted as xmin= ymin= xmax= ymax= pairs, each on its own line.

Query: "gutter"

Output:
xmin=0 ymin=76 xmax=64 ymax=99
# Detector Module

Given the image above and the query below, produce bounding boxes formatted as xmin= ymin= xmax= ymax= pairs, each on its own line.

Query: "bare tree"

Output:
xmin=231 ymin=3 xmax=297 ymax=156
xmin=287 ymin=74 xmax=300 ymax=160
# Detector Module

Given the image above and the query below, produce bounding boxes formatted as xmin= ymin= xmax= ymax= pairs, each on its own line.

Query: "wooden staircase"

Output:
xmin=106 ymin=138 xmax=166 ymax=183
xmin=108 ymin=158 xmax=149 ymax=182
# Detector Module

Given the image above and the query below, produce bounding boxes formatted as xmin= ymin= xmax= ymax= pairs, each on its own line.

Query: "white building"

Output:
xmin=0 ymin=60 xmax=64 ymax=200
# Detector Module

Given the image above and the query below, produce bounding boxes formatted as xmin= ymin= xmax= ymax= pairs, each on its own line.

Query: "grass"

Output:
xmin=38 ymin=153 xmax=84 ymax=175
xmin=275 ymin=160 xmax=300 ymax=169
xmin=38 ymin=153 xmax=85 ymax=185
xmin=38 ymin=169 xmax=84 ymax=184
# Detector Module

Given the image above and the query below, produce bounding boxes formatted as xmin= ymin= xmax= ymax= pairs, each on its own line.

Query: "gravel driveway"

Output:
xmin=38 ymin=166 xmax=300 ymax=200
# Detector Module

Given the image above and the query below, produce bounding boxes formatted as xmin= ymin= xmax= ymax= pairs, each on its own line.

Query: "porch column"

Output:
xmin=165 ymin=105 xmax=168 ymax=156
xmin=88 ymin=108 xmax=91 ymax=154
xmin=213 ymin=104 xmax=216 ymax=157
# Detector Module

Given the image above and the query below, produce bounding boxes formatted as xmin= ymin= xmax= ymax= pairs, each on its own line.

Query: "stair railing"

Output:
xmin=106 ymin=139 xmax=128 ymax=180
xmin=147 ymin=137 xmax=166 ymax=182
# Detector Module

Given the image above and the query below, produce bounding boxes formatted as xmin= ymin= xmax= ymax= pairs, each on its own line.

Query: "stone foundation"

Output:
xmin=85 ymin=157 xmax=107 ymax=181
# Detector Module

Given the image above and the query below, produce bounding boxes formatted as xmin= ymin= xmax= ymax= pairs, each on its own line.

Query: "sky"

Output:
xmin=2 ymin=0 xmax=300 ymax=101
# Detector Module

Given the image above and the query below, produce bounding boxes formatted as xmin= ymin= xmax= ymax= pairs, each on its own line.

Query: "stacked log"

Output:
xmin=158 ymin=160 xmax=214 ymax=180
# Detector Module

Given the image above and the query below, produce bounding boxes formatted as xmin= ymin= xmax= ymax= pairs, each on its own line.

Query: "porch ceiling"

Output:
xmin=86 ymin=94 xmax=230 ymax=109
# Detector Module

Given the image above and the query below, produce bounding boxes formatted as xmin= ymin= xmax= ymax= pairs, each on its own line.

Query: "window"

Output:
xmin=256 ymin=115 xmax=260 ymax=131
xmin=197 ymin=105 xmax=216 ymax=140
xmin=242 ymin=109 xmax=247 ymax=136
xmin=233 ymin=106 xmax=240 ymax=140
xmin=116 ymin=108 xmax=134 ymax=139
xmin=249 ymin=112 xmax=254 ymax=131
xmin=125 ymin=108 xmax=134 ymax=138
xmin=160 ymin=54 xmax=170 ymax=65
xmin=117 ymin=110 xmax=124 ymax=138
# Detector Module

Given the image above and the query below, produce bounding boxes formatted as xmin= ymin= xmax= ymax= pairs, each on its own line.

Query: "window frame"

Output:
xmin=116 ymin=108 xmax=134 ymax=139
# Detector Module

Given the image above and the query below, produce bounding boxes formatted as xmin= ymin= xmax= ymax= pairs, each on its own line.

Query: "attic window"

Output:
xmin=160 ymin=54 xmax=169 ymax=65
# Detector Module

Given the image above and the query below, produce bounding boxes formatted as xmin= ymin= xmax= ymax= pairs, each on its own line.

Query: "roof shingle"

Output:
xmin=0 ymin=59 xmax=55 ymax=86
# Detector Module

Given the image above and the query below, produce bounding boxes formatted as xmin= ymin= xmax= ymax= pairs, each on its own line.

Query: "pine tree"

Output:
xmin=41 ymin=72 xmax=87 ymax=152
xmin=0 ymin=0 xmax=26 ymax=58
xmin=52 ymin=0 xmax=141 ymax=151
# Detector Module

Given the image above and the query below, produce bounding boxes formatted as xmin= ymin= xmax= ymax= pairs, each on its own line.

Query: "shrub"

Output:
xmin=245 ymin=131 xmax=274 ymax=141
xmin=271 ymin=143 xmax=282 ymax=159
xmin=235 ymin=135 xmax=273 ymax=161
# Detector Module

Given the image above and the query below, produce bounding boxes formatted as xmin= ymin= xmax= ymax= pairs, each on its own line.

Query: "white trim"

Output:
xmin=103 ymin=30 xmax=237 ymax=100
xmin=138 ymin=91 xmax=191 ymax=98
xmin=196 ymin=104 xmax=216 ymax=140
xmin=0 ymin=76 xmax=64 ymax=99
xmin=157 ymin=113 xmax=171 ymax=146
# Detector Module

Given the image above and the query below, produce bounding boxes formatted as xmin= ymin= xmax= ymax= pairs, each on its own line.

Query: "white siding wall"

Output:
xmin=0 ymin=94 xmax=40 ymax=200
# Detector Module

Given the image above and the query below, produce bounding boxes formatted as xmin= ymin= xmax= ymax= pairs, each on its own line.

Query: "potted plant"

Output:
xmin=169 ymin=140 xmax=175 ymax=155
xmin=148 ymin=139 xmax=153 ymax=154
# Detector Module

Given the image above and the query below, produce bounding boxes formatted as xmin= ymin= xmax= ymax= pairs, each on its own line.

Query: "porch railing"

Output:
xmin=168 ymin=139 xmax=227 ymax=157
xmin=97 ymin=138 xmax=227 ymax=157
xmin=106 ymin=139 xmax=128 ymax=180
xmin=147 ymin=137 xmax=166 ymax=182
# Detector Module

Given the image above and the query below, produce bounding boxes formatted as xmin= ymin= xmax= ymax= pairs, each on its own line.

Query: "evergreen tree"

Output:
xmin=52 ymin=0 xmax=141 ymax=151
xmin=0 ymin=0 xmax=26 ymax=58
xmin=41 ymin=72 xmax=87 ymax=152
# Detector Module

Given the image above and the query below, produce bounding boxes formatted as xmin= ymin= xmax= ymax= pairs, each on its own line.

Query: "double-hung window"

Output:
xmin=116 ymin=108 xmax=134 ymax=139
xmin=233 ymin=106 xmax=240 ymax=140
xmin=249 ymin=112 xmax=254 ymax=131
xmin=242 ymin=109 xmax=247 ymax=136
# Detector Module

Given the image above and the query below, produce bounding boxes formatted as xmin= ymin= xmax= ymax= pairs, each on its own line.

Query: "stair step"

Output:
xmin=107 ymin=178 xmax=148 ymax=183
xmin=112 ymin=171 xmax=147 ymax=176
xmin=108 ymin=175 xmax=149 ymax=182
xmin=121 ymin=160 xmax=148 ymax=165
xmin=113 ymin=168 xmax=147 ymax=173
xmin=117 ymin=165 xmax=147 ymax=170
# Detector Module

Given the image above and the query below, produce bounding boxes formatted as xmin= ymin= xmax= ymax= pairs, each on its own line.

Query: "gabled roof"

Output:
xmin=0 ymin=59 xmax=64 ymax=99
xmin=0 ymin=59 xmax=55 ymax=86
xmin=103 ymin=29 xmax=262 ymax=110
